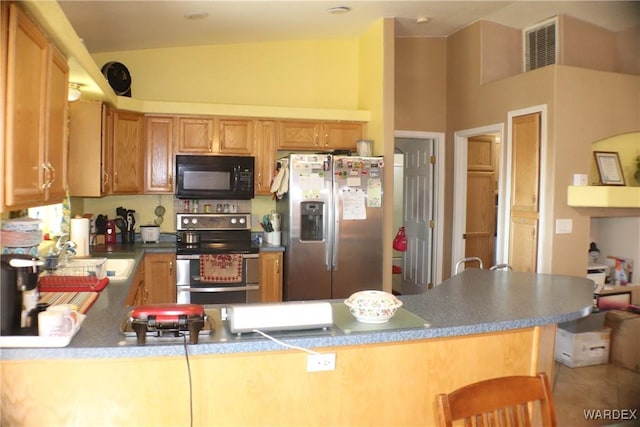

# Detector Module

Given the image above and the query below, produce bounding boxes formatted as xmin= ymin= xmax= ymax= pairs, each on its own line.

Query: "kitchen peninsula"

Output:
xmin=1 ymin=251 xmax=592 ymax=426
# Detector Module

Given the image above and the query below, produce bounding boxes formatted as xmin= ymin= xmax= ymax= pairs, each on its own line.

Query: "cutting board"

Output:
xmin=39 ymin=291 xmax=99 ymax=314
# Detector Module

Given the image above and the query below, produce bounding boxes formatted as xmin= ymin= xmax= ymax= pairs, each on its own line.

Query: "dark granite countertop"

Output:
xmin=1 ymin=249 xmax=593 ymax=360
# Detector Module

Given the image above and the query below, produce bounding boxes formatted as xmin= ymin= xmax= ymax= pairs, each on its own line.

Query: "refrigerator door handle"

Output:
xmin=326 ymin=178 xmax=333 ymax=271
xmin=332 ymin=182 xmax=339 ymax=271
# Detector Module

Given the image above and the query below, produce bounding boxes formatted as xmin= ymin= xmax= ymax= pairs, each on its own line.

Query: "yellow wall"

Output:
xmin=92 ymin=39 xmax=360 ymax=110
xmin=591 ymin=132 xmax=640 ymax=186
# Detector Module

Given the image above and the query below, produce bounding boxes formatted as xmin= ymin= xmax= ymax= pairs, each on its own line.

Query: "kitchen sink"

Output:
xmin=104 ymin=258 xmax=136 ymax=281
xmin=53 ymin=257 xmax=136 ymax=282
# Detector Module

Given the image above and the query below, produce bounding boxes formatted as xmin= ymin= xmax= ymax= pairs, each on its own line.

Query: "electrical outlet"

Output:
xmin=307 ymin=353 xmax=336 ymax=372
xmin=555 ymin=218 xmax=573 ymax=234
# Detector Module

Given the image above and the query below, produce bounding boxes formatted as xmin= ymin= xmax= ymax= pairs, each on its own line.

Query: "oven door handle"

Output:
xmin=177 ymin=254 xmax=259 ymax=260
xmin=179 ymin=285 xmax=259 ymax=293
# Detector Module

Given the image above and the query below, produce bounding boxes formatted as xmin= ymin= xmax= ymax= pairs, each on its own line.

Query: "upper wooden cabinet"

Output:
xmin=278 ymin=120 xmax=363 ymax=151
xmin=176 ymin=116 xmax=214 ymax=153
xmin=253 ymin=121 xmax=277 ymax=195
xmin=176 ymin=116 xmax=254 ymax=155
xmin=217 ymin=118 xmax=254 ymax=154
xmin=324 ymin=121 xmax=364 ymax=150
xmin=145 ymin=115 xmax=174 ymax=193
xmin=2 ymin=3 xmax=69 ymax=211
xmin=111 ymin=111 xmax=144 ymax=194
xmin=69 ymin=100 xmax=107 ymax=197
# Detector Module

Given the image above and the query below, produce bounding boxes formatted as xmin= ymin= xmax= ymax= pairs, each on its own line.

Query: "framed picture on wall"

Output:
xmin=594 ymin=151 xmax=625 ymax=186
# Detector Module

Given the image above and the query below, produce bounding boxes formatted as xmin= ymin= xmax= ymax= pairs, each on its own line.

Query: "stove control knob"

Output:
xmin=191 ymin=218 xmax=198 ymax=225
xmin=182 ymin=218 xmax=189 ymax=225
xmin=239 ymin=218 xmax=246 ymax=224
xmin=231 ymin=218 xmax=237 ymax=224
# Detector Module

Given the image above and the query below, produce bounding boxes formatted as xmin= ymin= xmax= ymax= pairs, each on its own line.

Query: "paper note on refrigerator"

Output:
xmin=367 ymin=178 xmax=382 ymax=207
xmin=342 ymin=188 xmax=366 ymax=220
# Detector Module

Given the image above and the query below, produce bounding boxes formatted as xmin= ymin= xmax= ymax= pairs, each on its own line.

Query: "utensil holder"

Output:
xmin=265 ymin=231 xmax=281 ymax=246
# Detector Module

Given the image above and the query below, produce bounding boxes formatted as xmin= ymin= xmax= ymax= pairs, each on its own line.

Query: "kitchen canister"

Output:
xmin=356 ymin=140 xmax=373 ymax=157
xmin=70 ymin=217 xmax=90 ymax=257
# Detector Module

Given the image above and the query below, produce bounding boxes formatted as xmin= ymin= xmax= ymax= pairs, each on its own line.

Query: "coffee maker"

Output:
xmin=1 ymin=254 xmax=44 ymax=335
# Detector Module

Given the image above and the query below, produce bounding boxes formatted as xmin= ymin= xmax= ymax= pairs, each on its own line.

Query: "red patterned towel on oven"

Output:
xmin=200 ymin=254 xmax=243 ymax=283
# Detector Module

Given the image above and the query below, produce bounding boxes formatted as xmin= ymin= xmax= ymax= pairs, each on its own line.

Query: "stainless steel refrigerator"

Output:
xmin=276 ymin=153 xmax=384 ymax=301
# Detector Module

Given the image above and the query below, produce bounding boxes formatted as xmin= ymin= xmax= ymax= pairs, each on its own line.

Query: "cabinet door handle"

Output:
xmin=41 ymin=163 xmax=53 ymax=189
xmin=47 ymin=162 xmax=56 ymax=186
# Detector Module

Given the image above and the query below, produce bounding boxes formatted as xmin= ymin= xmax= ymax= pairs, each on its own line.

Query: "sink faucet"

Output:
xmin=54 ymin=234 xmax=77 ymax=261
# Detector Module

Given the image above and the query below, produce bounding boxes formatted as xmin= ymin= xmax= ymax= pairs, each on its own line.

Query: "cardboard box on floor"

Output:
xmin=596 ymin=284 xmax=640 ymax=304
xmin=605 ymin=310 xmax=640 ymax=373
xmin=555 ymin=312 xmax=610 ymax=368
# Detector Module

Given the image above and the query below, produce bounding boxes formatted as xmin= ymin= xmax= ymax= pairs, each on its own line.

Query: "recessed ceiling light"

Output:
xmin=416 ymin=17 xmax=431 ymax=24
xmin=327 ymin=6 xmax=351 ymax=15
xmin=184 ymin=12 xmax=209 ymax=20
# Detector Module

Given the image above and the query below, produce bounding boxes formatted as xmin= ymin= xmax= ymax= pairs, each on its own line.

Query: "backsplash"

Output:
xmin=77 ymin=194 xmax=275 ymax=233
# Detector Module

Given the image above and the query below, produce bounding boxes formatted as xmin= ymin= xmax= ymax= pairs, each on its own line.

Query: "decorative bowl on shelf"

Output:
xmin=344 ymin=290 xmax=403 ymax=324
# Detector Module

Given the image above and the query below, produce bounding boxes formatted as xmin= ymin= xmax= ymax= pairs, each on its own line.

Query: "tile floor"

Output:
xmin=553 ymin=362 xmax=640 ymax=426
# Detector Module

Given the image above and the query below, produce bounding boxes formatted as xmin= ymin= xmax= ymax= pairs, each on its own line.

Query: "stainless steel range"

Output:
xmin=175 ymin=213 xmax=260 ymax=305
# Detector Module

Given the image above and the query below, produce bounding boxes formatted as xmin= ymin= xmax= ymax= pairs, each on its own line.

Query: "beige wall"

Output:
xmin=480 ymin=21 xmax=521 ymax=84
xmin=561 ymin=15 xmax=617 ymax=72
xmin=395 ymin=16 xmax=639 ymax=279
xmin=552 ymin=68 xmax=639 ymax=276
xmin=394 ymin=37 xmax=447 ymax=132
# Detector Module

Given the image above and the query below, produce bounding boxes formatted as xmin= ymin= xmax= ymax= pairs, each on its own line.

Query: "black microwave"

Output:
xmin=175 ymin=155 xmax=254 ymax=199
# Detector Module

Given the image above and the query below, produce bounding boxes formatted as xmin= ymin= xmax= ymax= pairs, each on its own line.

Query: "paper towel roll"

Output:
xmin=70 ymin=218 xmax=90 ymax=257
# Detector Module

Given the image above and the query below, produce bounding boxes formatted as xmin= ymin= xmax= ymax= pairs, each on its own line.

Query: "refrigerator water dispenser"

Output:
xmin=300 ymin=202 xmax=324 ymax=241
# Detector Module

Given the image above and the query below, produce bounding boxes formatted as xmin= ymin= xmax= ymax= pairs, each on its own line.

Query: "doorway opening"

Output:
xmin=393 ymin=130 xmax=444 ymax=294
xmin=452 ymin=105 xmax=549 ymax=275
xmin=452 ymin=124 xmax=506 ymax=274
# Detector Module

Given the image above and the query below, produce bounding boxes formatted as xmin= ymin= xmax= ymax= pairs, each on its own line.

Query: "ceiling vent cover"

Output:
xmin=524 ymin=17 xmax=557 ymax=71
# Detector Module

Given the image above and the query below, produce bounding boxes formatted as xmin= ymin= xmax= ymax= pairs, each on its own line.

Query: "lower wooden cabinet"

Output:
xmin=124 ymin=253 xmax=176 ymax=306
xmin=259 ymin=251 xmax=283 ymax=302
xmin=124 ymin=261 xmax=146 ymax=306
xmin=144 ymin=253 xmax=176 ymax=304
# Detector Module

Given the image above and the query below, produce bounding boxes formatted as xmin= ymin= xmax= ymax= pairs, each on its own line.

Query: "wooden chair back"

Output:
xmin=435 ymin=372 xmax=556 ymax=427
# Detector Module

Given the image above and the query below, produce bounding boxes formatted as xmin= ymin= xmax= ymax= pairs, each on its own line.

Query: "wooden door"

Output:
xmin=4 ymin=4 xmax=48 ymax=207
xmin=144 ymin=253 xmax=176 ymax=304
xmin=217 ymin=118 xmax=253 ymax=154
xmin=44 ymin=47 xmax=69 ymax=203
xmin=323 ymin=122 xmax=362 ymax=150
xmin=176 ymin=117 xmax=214 ymax=153
xmin=112 ymin=111 xmax=144 ymax=194
xmin=465 ymin=135 xmax=497 ymax=268
xmin=145 ymin=116 xmax=174 ymax=193
xmin=259 ymin=252 xmax=282 ymax=302
xmin=254 ymin=121 xmax=277 ymax=195
xmin=509 ymin=113 xmax=541 ymax=272
xmin=509 ymin=216 xmax=538 ymax=272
